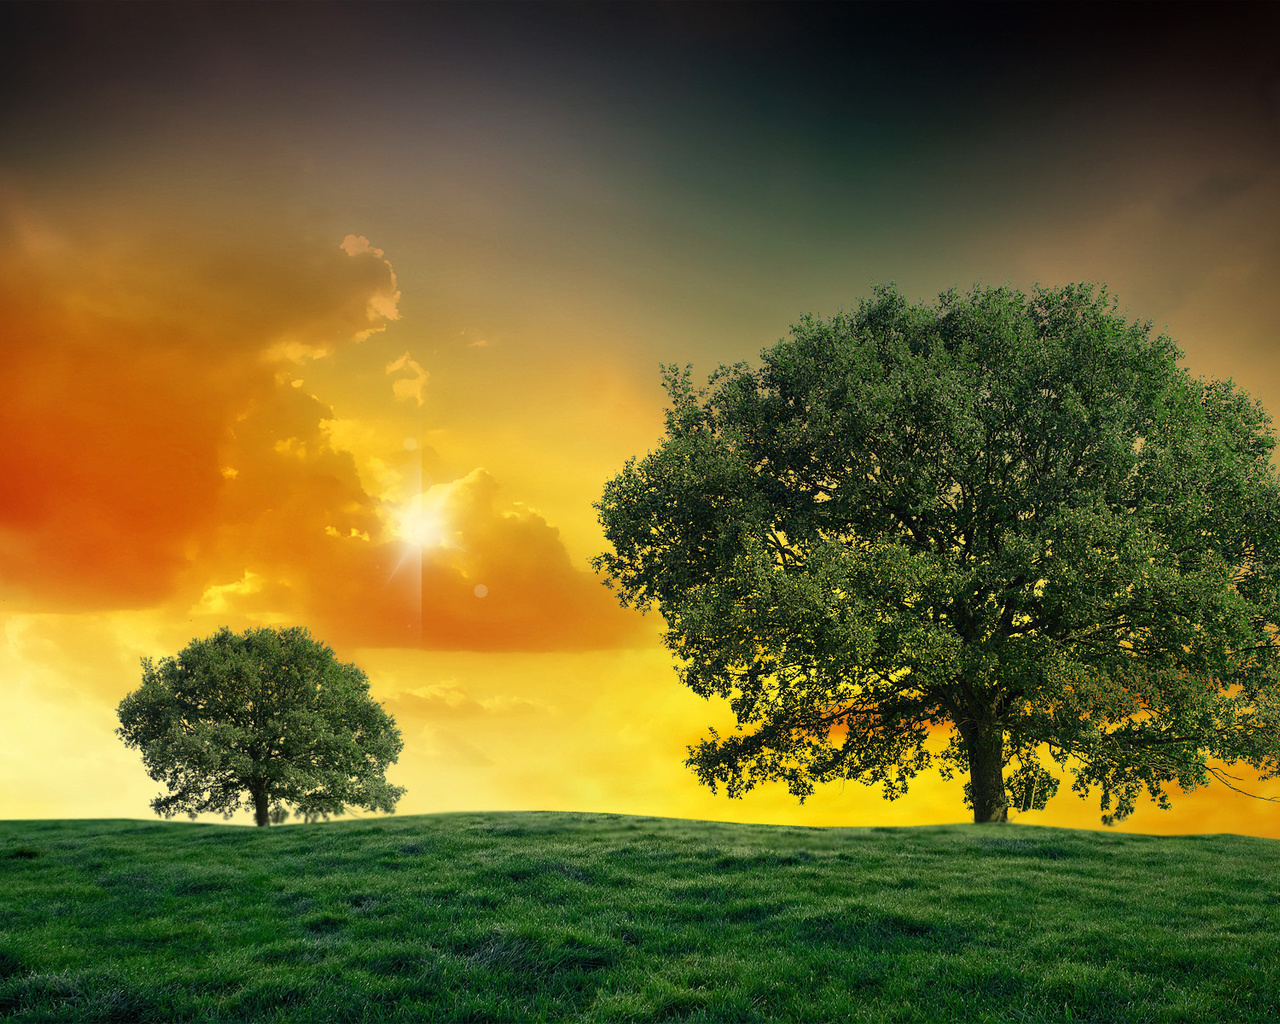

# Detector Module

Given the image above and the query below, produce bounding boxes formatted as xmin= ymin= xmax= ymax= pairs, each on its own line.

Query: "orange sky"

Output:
xmin=3 ymin=2 xmax=1280 ymax=836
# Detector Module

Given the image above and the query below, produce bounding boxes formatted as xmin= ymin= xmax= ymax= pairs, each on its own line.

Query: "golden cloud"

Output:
xmin=385 ymin=679 xmax=544 ymax=721
xmin=0 ymin=198 xmax=642 ymax=650
xmin=286 ymin=467 xmax=645 ymax=651
xmin=386 ymin=351 xmax=429 ymax=406
xmin=338 ymin=234 xmax=401 ymax=339
xmin=0 ymin=212 xmax=396 ymax=605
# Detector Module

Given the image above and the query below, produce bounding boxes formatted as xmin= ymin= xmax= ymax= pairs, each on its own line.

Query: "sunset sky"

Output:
xmin=3 ymin=1 xmax=1280 ymax=836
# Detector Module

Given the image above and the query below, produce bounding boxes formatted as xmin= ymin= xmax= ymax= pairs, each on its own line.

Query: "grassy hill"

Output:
xmin=2 ymin=812 xmax=1278 ymax=1021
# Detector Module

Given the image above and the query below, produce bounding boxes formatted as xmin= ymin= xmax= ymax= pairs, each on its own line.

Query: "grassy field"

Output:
xmin=1 ymin=812 xmax=1278 ymax=1022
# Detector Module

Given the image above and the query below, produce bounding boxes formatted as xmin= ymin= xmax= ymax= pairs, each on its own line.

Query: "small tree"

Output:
xmin=595 ymin=283 xmax=1280 ymax=824
xmin=117 ymin=626 xmax=405 ymax=826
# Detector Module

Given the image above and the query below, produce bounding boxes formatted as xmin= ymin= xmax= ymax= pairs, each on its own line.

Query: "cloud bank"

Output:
xmin=0 ymin=199 xmax=640 ymax=651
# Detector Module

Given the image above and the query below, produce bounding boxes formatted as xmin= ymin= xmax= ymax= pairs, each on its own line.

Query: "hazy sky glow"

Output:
xmin=3 ymin=1 xmax=1280 ymax=834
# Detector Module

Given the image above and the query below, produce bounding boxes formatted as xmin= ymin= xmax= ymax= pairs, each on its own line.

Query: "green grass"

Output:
xmin=1 ymin=813 xmax=1278 ymax=1022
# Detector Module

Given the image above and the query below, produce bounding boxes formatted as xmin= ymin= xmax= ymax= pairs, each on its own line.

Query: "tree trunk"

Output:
xmin=251 ymin=783 xmax=270 ymax=827
xmin=959 ymin=719 xmax=1009 ymax=823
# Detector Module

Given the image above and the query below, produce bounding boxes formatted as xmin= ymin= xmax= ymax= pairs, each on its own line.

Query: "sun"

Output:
xmin=393 ymin=494 xmax=450 ymax=550
xmin=386 ymin=491 xmax=457 ymax=581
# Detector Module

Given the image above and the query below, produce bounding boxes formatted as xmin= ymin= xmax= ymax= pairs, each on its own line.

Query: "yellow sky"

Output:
xmin=3 ymin=3 xmax=1280 ymax=836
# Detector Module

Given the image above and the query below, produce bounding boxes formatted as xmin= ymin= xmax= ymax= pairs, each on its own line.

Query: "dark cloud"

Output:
xmin=1169 ymin=174 xmax=1260 ymax=220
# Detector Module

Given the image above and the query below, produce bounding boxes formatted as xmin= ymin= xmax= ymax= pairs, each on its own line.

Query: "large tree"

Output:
xmin=117 ymin=626 xmax=405 ymax=826
xmin=595 ymin=283 xmax=1280 ymax=824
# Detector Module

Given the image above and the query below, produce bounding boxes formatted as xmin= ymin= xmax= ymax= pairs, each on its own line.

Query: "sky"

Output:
xmin=2 ymin=1 xmax=1280 ymax=836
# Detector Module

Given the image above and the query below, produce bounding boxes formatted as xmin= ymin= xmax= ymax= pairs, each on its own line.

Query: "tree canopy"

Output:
xmin=595 ymin=283 xmax=1280 ymax=824
xmin=117 ymin=626 xmax=405 ymax=826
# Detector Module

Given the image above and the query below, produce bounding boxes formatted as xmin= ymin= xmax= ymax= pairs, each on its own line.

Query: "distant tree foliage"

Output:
xmin=117 ymin=626 xmax=405 ymax=826
xmin=595 ymin=283 xmax=1280 ymax=824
